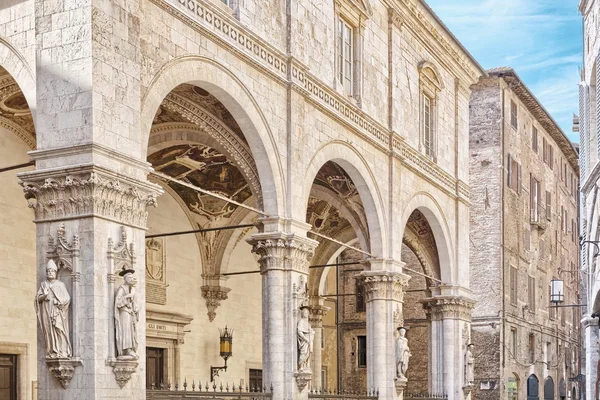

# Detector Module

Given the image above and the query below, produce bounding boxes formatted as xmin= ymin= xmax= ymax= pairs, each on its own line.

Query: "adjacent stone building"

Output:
xmin=0 ymin=0 xmax=484 ymax=399
xmin=470 ymin=68 xmax=581 ymax=400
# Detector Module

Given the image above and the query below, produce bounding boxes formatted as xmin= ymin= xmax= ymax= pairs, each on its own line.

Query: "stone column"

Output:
xmin=583 ymin=315 xmax=599 ymax=400
xmin=248 ymin=220 xmax=318 ymax=400
xmin=309 ymin=297 xmax=330 ymax=390
xmin=359 ymin=261 xmax=409 ymax=400
xmin=20 ymin=165 xmax=161 ymax=399
xmin=422 ymin=295 xmax=475 ymax=400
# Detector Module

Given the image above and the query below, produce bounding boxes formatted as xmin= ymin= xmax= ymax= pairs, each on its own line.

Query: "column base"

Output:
xmin=46 ymin=358 xmax=83 ymax=389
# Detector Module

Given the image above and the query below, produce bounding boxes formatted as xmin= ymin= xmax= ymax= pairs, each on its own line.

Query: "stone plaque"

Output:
xmin=146 ymin=238 xmax=167 ymax=305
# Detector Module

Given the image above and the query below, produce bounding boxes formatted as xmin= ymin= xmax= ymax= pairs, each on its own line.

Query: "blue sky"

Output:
xmin=426 ymin=0 xmax=582 ymax=142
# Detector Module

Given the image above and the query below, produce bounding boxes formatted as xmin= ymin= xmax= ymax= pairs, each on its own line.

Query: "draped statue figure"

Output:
xmin=465 ymin=344 xmax=475 ymax=385
xmin=115 ymin=268 xmax=139 ymax=360
xmin=297 ymin=306 xmax=315 ymax=372
xmin=35 ymin=260 xmax=72 ymax=359
xmin=395 ymin=327 xmax=411 ymax=379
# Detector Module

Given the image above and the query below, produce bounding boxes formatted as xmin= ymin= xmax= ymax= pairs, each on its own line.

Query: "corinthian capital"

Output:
xmin=358 ymin=270 xmax=410 ymax=302
xmin=421 ymin=296 xmax=476 ymax=322
xmin=19 ymin=166 xmax=162 ymax=228
xmin=247 ymin=232 xmax=318 ymax=274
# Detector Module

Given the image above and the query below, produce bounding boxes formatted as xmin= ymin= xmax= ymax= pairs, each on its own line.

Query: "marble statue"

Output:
xmin=35 ymin=260 xmax=72 ymax=358
xmin=465 ymin=344 xmax=475 ymax=385
xmin=395 ymin=327 xmax=411 ymax=379
xmin=115 ymin=268 xmax=139 ymax=360
xmin=297 ymin=306 xmax=315 ymax=372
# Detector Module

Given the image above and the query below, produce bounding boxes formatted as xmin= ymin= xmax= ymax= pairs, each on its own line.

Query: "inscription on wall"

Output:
xmin=146 ymin=238 xmax=167 ymax=305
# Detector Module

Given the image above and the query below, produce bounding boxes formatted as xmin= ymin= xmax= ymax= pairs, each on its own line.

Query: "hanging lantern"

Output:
xmin=550 ymin=279 xmax=564 ymax=304
xmin=219 ymin=326 xmax=233 ymax=361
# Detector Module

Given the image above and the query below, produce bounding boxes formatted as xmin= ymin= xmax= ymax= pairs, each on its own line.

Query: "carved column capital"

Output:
xmin=19 ymin=165 xmax=162 ymax=228
xmin=247 ymin=232 xmax=318 ymax=275
xmin=358 ymin=270 xmax=410 ymax=302
xmin=421 ymin=296 xmax=476 ymax=322
xmin=308 ymin=304 xmax=330 ymax=327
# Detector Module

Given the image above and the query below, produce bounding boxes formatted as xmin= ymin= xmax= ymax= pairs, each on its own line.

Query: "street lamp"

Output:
xmin=550 ymin=279 xmax=564 ymax=304
xmin=210 ymin=326 xmax=233 ymax=381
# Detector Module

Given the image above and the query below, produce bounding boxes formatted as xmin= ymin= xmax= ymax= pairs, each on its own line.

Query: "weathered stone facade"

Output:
xmin=470 ymin=69 xmax=580 ymax=400
xmin=0 ymin=0 xmax=483 ymax=399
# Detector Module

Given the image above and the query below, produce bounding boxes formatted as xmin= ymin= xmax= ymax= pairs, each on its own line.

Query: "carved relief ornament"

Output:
xmin=201 ymin=284 xmax=231 ymax=322
xmin=249 ymin=235 xmax=317 ymax=274
xmin=421 ymin=296 xmax=476 ymax=322
xmin=20 ymin=168 xmax=162 ymax=228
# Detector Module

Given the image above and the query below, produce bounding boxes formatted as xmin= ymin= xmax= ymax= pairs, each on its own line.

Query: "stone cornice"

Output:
xmin=150 ymin=0 xmax=471 ymax=203
xmin=247 ymin=232 xmax=318 ymax=275
xmin=18 ymin=165 xmax=163 ymax=228
xmin=421 ymin=296 xmax=475 ymax=321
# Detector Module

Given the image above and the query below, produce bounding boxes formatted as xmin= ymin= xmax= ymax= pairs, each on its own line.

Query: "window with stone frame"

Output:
xmin=530 ymin=175 xmax=541 ymax=222
xmin=506 ymin=154 xmax=521 ymax=193
xmin=510 ymin=100 xmax=518 ymax=130
xmin=532 ymin=126 xmax=538 ymax=152
xmin=418 ymin=62 xmax=444 ymax=162
xmin=249 ymin=369 xmax=263 ymax=391
xmin=527 ymin=276 xmax=535 ymax=312
xmin=511 ymin=328 xmax=518 ymax=358
xmin=333 ymin=0 xmax=371 ymax=102
xmin=529 ymin=334 xmax=535 ymax=364
xmin=546 ymin=191 xmax=552 ymax=221
xmin=510 ymin=266 xmax=518 ymax=305
xmin=357 ymin=335 xmax=367 ymax=368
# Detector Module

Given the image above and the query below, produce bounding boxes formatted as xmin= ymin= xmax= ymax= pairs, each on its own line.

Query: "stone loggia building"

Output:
xmin=580 ymin=1 xmax=600 ymax=399
xmin=470 ymin=69 xmax=580 ymax=400
xmin=0 ymin=0 xmax=483 ymax=399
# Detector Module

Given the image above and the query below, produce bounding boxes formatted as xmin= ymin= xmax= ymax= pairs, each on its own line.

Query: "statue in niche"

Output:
xmin=465 ymin=344 xmax=475 ymax=385
xmin=395 ymin=327 xmax=411 ymax=379
xmin=297 ymin=305 xmax=314 ymax=372
xmin=115 ymin=267 xmax=139 ymax=360
xmin=35 ymin=260 xmax=72 ymax=358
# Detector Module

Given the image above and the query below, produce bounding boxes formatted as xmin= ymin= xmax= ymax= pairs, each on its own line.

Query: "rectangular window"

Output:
xmin=510 ymin=266 xmax=518 ymax=305
xmin=423 ymin=93 xmax=434 ymax=159
xmin=507 ymin=154 xmax=520 ymax=192
xmin=546 ymin=191 xmax=552 ymax=221
xmin=357 ymin=336 xmax=367 ymax=368
xmin=510 ymin=100 xmax=518 ymax=129
xmin=532 ymin=126 xmax=538 ymax=152
xmin=543 ymin=137 xmax=548 ymax=163
xmin=355 ymin=280 xmax=365 ymax=312
xmin=528 ymin=276 xmax=535 ymax=312
xmin=337 ymin=18 xmax=353 ymax=96
xmin=249 ymin=369 xmax=263 ymax=391
xmin=549 ymin=145 xmax=554 ymax=170
xmin=530 ymin=175 xmax=541 ymax=222
xmin=511 ymin=328 xmax=517 ymax=358
xmin=529 ymin=334 xmax=535 ymax=364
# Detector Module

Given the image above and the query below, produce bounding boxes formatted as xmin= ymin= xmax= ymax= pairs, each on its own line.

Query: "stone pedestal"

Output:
xmin=422 ymin=295 xmax=475 ymax=400
xmin=248 ymin=220 xmax=318 ymax=400
xmin=358 ymin=261 xmax=409 ymax=400
xmin=20 ymin=164 xmax=161 ymax=399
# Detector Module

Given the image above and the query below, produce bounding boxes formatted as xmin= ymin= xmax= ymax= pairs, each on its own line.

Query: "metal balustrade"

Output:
xmin=146 ymin=381 xmax=273 ymax=400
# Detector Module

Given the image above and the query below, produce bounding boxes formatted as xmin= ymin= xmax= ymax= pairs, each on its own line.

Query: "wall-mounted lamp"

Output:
xmin=210 ymin=326 xmax=233 ymax=382
xmin=550 ymin=279 xmax=564 ymax=304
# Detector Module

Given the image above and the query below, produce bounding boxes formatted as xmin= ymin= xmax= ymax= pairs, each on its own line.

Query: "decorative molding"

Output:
xmin=200 ymin=284 xmax=231 ymax=322
xmin=46 ymin=358 xmax=82 ymax=389
xmin=421 ymin=296 xmax=476 ymax=321
xmin=19 ymin=166 xmax=162 ymax=228
xmin=388 ymin=8 xmax=404 ymax=29
xmin=146 ymin=308 xmax=193 ymax=343
xmin=47 ymin=223 xmax=80 ymax=272
xmin=0 ymin=115 xmax=35 ymax=149
xmin=248 ymin=233 xmax=318 ymax=275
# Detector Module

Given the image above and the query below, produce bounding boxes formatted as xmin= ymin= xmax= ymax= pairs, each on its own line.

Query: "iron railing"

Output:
xmin=146 ymin=381 xmax=272 ymax=400
xmin=307 ymin=388 xmax=378 ymax=400
xmin=404 ymin=394 xmax=448 ymax=400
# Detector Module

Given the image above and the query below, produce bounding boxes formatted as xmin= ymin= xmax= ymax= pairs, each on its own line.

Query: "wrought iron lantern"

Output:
xmin=550 ymin=279 xmax=564 ymax=304
xmin=210 ymin=326 xmax=233 ymax=381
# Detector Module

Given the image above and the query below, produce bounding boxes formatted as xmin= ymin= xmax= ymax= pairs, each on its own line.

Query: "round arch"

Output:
xmin=300 ymin=140 xmax=388 ymax=258
xmin=398 ymin=192 xmax=454 ymax=283
xmin=141 ymin=55 xmax=285 ymax=217
xmin=0 ymin=37 xmax=35 ymax=118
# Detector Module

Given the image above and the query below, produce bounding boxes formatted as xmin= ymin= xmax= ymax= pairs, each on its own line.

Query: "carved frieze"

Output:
xmin=146 ymin=238 xmax=167 ymax=305
xmin=19 ymin=167 xmax=162 ymax=228
xmin=421 ymin=296 xmax=476 ymax=322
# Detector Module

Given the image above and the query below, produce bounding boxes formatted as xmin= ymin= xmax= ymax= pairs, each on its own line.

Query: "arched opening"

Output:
xmin=559 ymin=378 xmax=566 ymax=400
xmin=528 ymin=374 xmax=540 ymax=400
xmin=144 ymin=80 xmax=276 ymax=388
xmin=508 ymin=373 xmax=520 ymax=400
xmin=544 ymin=377 xmax=555 ymax=400
xmin=0 ymin=62 xmax=37 ymax=400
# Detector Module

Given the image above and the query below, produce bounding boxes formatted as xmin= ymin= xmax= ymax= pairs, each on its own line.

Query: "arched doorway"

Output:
xmin=544 ymin=377 xmax=555 ymax=400
xmin=508 ymin=374 xmax=519 ymax=400
xmin=528 ymin=374 xmax=540 ymax=400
